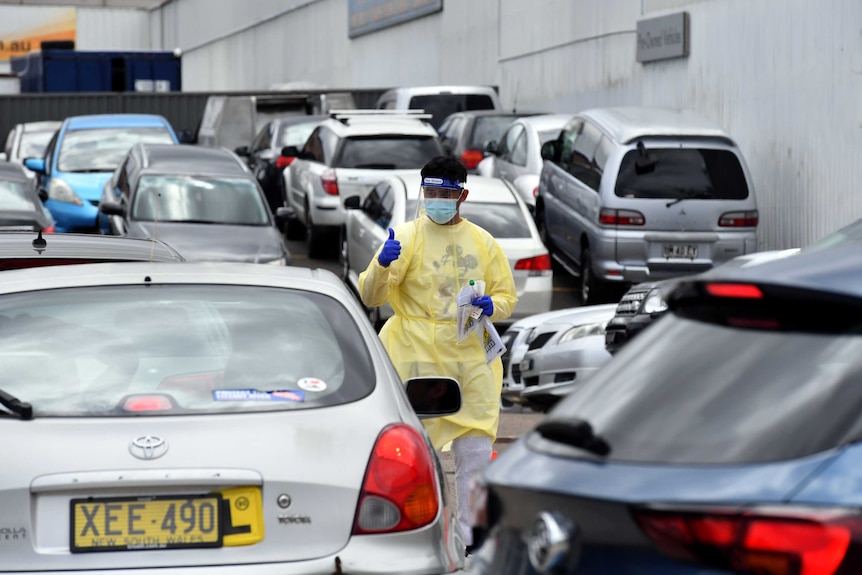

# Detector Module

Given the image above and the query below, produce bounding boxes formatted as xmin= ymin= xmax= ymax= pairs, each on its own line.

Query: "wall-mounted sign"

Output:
xmin=0 ymin=7 xmax=76 ymax=61
xmin=636 ymin=12 xmax=689 ymax=63
xmin=349 ymin=0 xmax=443 ymax=39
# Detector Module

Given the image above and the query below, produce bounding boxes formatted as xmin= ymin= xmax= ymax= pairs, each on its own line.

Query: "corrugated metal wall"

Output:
xmin=76 ymin=8 xmax=151 ymax=51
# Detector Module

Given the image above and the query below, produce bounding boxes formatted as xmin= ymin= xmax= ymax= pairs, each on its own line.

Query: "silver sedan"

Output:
xmin=0 ymin=262 xmax=464 ymax=574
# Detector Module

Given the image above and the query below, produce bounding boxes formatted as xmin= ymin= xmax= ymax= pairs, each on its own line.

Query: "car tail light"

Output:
xmin=515 ymin=254 xmax=552 ymax=276
xmin=42 ymin=226 xmax=55 ymax=233
xmin=352 ymin=424 xmax=439 ymax=534
xmin=633 ymin=507 xmax=860 ymax=575
xmin=275 ymin=155 xmax=294 ymax=169
xmin=460 ymin=149 xmax=484 ymax=170
xmin=705 ymin=282 xmax=763 ymax=298
xmin=599 ymin=208 xmax=645 ymax=226
xmin=321 ymin=170 xmax=339 ymax=196
xmin=719 ymin=210 xmax=759 ymax=227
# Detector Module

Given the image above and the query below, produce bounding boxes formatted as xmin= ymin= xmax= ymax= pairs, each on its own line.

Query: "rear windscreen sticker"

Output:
xmin=297 ymin=378 xmax=327 ymax=392
xmin=213 ymin=389 xmax=305 ymax=402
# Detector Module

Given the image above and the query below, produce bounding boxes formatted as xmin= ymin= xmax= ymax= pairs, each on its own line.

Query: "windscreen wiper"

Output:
xmin=535 ymin=419 xmax=611 ymax=456
xmin=0 ymin=389 xmax=33 ymax=420
xmin=666 ymin=190 xmax=714 ymax=208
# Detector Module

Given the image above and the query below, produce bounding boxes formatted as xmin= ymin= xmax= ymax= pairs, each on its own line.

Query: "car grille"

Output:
xmin=500 ymin=329 xmax=518 ymax=378
xmin=511 ymin=363 xmax=522 ymax=384
xmin=524 ymin=376 xmax=539 ymax=387
xmin=527 ymin=332 xmax=555 ymax=351
xmin=615 ymin=290 xmax=649 ymax=316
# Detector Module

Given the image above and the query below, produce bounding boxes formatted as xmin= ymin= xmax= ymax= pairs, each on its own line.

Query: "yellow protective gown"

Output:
xmin=359 ymin=216 xmax=518 ymax=450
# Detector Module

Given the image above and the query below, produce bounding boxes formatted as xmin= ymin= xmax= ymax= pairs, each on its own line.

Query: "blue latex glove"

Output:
xmin=472 ymin=295 xmax=494 ymax=317
xmin=378 ymin=228 xmax=401 ymax=267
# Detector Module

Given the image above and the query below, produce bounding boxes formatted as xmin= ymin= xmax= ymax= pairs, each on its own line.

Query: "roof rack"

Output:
xmin=328 ymin=109 xmax=433 ymax=124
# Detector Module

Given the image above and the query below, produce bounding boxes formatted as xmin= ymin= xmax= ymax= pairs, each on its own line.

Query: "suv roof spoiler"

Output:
xmin=328 ymin=109 xmax=433 ymax=124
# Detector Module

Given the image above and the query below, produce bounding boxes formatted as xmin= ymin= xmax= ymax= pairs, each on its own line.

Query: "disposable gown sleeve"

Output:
xmin=358 ymin=225 xmax=410 ymax=309
xmin=482 ymin=235 xmax=518 ymax=323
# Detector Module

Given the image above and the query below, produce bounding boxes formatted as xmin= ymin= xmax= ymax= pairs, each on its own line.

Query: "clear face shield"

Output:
xmin=414 ymin=177 xmax=466 ymax=224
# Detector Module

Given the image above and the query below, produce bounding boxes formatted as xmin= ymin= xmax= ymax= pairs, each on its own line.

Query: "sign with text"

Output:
xmin=636 ymin=12 xmax=689 ymax=63
xmin=0 ymin=7 xmax=76 ymax=61
xmin=349 ymin=0 xmax=442 ymax=39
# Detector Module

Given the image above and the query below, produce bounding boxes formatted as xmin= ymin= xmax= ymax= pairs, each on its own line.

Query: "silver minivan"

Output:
xmin=536 ymin=107 xmax=758 ymax=304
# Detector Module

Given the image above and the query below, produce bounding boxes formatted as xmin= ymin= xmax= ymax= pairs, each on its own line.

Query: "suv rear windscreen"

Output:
xmin=334 ymin=136 xmax=443 ymax=169
xmin=409 ymin=95 xmax=496 ymax=129
xmin=468 ymin=116 xmax=519 ymax=150
xmin=615 ymin=148 xmax=749 ymax=200
xmin=550 ymin=296 xmax=862 ymax=464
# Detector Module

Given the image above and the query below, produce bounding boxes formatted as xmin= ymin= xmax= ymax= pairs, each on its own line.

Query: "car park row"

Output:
xmin=4 ymin=84 xmax=861 ymax=574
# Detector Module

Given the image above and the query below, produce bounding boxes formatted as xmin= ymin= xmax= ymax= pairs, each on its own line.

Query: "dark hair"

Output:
xmin=421 ymin=155 xmax=468 ymax=184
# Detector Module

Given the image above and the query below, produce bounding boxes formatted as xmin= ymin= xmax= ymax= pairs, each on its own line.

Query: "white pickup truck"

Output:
xmin=281 ymin=110 xmax=444 ymax=258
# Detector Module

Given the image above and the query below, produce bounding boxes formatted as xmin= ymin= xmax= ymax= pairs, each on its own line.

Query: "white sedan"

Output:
xmin=340 ymin=172 xmax=553 ymax=328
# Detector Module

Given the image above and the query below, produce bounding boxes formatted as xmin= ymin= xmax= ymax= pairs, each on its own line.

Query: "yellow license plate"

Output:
xmin=70 ymin=495 xmax=223 ymax=552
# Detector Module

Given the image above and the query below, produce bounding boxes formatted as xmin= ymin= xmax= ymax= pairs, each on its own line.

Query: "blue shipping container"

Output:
xmin=10 ymin=50 xmax=181 ymax=93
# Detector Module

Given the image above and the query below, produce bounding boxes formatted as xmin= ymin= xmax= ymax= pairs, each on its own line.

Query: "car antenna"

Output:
xmin=32 ymin=229 xmax=47 ymax=254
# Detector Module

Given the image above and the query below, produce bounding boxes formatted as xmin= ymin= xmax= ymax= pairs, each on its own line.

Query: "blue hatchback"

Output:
xmin=469 ymin=244 xmax=862 ymax=575
xmin=24 ymin=114 xmax=177 ymax=233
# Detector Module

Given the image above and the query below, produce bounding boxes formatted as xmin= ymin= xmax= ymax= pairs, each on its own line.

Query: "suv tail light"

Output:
xmin=719 ymin=210 xmax=759 ymax=227
xmin=321 ymin=170 xmax=339 ymax=196
xmin=461 ymin=149 xmax=484 ymax=170
xmin=634 ymin=507 xmax=861 ymax=575
xmin=599 ymin=208 xmax=645 ymax=226
xmin=515 ymin=254 xmax=552 ymax=275
xmin=705 ymin=282 xmax=763 ymax=299
xmin=276 ymin=155 xmax=295 ymax=169
xmin=352 ymin=424 xmax=439 ymax=534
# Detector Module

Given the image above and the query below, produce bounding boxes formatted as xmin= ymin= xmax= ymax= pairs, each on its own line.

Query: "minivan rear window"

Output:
xmin=615 ymin=148 xmax=749 ymax=200
xmin=334 ymin=136 xmax=443 ymax=169
xmin=409 ymin=95 xmax=496 ymax=129
xmin=551 ymin=309 xmax=862 ymax=464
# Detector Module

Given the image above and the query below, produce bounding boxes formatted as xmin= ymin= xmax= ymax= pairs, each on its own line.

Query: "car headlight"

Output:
xmin=557 ymin=321 xmax=606 ymax=344
xmin=642 ymin=288 xmax=668 ymax=314
xmin=48 ymin=179 xmax=83 ymax=206
xmin=264 ymin=257 xmax=287 ymax=266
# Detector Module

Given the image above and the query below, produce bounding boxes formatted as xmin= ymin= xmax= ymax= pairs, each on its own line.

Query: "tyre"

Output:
xmin=338 ymin=227 xmax=350 ymax=283
xmin=579 ymin=246 xmax=605 ymax=305
xmin=535 ymin=205 xmax=553 ymax=250
xmin=284 ymin=210 xmax=305 ymax=240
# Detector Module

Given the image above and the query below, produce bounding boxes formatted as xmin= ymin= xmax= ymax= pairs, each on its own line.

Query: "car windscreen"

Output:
xmin=17 ymin=130 xmax=55 ymax=160
xmin=408 ymin=94 xmax=497 ymax=129
xmin=615 ymin=147 xmax=749 ymax=200
xmin=0 ymin=285 xmax=375 ymax=418
xmin=550 ymin=306 xmax=862 ymax=464
xmin=277 ymin=121 xmax=320 ymax=148
xmin=58 ymin=127 xmax=176 ymax=172
xmin=0 ymin=180 xmax=37 ymax=211
xmin=468 ymin=116 xmax=518 ymax=150
xmin=334 ymin=136 xmax=443 ymax=169
xmin=132 ymin=175 xmax=270 ymax=225
xmin=406 ymin=199 xmax=531 ymax=238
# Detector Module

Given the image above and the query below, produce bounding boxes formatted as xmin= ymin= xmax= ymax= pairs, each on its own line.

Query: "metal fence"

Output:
xmin=0 ymin=88 xmax=388 ymax=146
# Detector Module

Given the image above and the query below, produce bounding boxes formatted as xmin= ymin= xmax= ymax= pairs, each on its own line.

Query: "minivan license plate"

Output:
xmin=663 ymin=244 xmax=698 ymax=259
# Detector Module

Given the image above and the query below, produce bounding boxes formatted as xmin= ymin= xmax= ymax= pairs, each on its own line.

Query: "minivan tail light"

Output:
xmin=321 ymin=170 xmax=339 ymax=196
xmin=460 ymin=149 xmax=484 ymax=170
xmin=599 ymin=208 xmax=645 ymax=226
xmin=634 ymin=507 xmax=858 ymax=575
xmin=352 ymin=424 xmax=439 ymax=534
xmin=515 ymin=254 xmax=552 ymax=275
xmin=719 ymin=210 xmax=759 ymax=227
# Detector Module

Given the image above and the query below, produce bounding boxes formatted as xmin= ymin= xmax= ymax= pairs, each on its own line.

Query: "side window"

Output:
xmin=510 ymin=130 xmax=528 ymax=166
xmin=567 ymin=122 xmax=603 ymax=191
xmin=4 ymin=129 xmax=13 ymax=158
xmin=362 ymin=183 xmax=392 ymax=229
xmin=498 ymin=124 xmax=523 ymax=159
xmin=319 ymin=128 xmax=339 ymax=165
xmin=379 ymin=185 xmax=395 ymax=229
xmin=115 ymin=158 xmax=130 ymax=198
xmin=557 ymin=119 xmax=582 ymax=168
xmin=593 ymin=136 xmax=614 ymax=184
xmin=302 ymin=128 xmax=325 ymax=163
xmin=441 ymin=117 xmax=464 ymax=154
xmin=43 ymin=130 xmax=59 ymax=173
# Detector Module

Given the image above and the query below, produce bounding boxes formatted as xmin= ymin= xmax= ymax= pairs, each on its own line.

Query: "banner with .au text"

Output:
xmin=0 ymin=7 xmax=76 ymax=61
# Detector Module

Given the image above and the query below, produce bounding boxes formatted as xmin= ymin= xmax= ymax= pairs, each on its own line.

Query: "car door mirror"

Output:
xmin=344 ymin=195 xmax=360 ymax=210
xmin=281 ymin=146 xmax=300 ymax=158
xmin=178 ymin=130 xmax=195 ymax=144
xmin=37 ymin=188 xmax=48 ymax=202
xmin=24 ymin=157 xmax=46 ymax=174
xmin=405 ymin=377 xmax=462 ymax=418
xmin=540 ymin=141 xmax=558 ymax=161
xmin=274 ymin=206 xmax=294 ymax=223
xmin=99 ymin=200 xmax=125 ymax=216
xmin=234 ymin=145 xmax=249 ymax=157
xmin=484 ymin=140 xmax=498 ymax=155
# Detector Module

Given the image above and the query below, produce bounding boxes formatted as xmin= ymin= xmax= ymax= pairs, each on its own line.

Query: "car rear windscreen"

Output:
xmin=334 ymin=136 xmax=443 ymax=169
xmin=468 ymin=116 xmax=518 ymax=150
xmin=615 ymin=147 xmax=749 ymax=200
xmin=406 ymin=200 xmax=531 ymax=238
xmin=0 ymin=285 xmax=375 ymax=417
xmin=409 ymin=94 xmax=496 ymax=129
xmin=550 ymin=296 xmax=862 ymax=464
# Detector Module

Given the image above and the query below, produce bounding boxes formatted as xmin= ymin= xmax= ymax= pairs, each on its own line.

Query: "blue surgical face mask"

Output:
xmin=425 ymin=198 xmax=458 ymax=224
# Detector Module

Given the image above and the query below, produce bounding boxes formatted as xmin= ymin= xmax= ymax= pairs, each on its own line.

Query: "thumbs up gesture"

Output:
xmin=377 ymin=228 xmax=401 ymax=267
